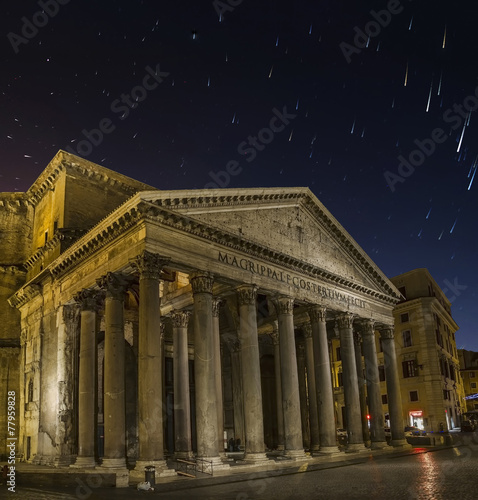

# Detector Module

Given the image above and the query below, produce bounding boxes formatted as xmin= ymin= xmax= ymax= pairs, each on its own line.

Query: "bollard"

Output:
xmin=144 ymin=465 xmax=155 ymax=488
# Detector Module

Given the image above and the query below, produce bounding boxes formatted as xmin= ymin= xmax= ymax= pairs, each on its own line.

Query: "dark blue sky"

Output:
xmin=2 ymin=0 xmax=477 ymax=349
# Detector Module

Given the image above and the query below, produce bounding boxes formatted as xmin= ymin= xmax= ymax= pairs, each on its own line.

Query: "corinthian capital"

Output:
xmin=131 ymin=250 xmax=170 ymax=280
xmin=97 ymin=272 xmax=130 ymax=300
xmin=308 ymin=305 xmax=326 ymax=324
xmin=74 ymin=289 xmax=99 ymax=311
xmin=171 ymin=310 xmax=191 ymax=328
xmin=190 ymin=272 xmax=214 ymax=294
xmin=357 ymin=318 xmax=375 ymax=337
xmin=303 ymin=323 xmax=313 ymax=339
xmin=379 ymin=326 xmax=395 ymax=340
xmin=273 ymin=296 xmax=294 ymax=315
xmin=336 ymin=312 xmax=354 ymax=330
xmin=236 ymin=285 xmax=258 ymax=306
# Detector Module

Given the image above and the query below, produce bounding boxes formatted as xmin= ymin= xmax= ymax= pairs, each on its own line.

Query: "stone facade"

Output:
xmin=458 ymin=350 xmax=478 ymax=413
xmin=390 ymin=269 xmax=463 ymax=432
xmin=1 ymin=151 xmax=408 ymax=476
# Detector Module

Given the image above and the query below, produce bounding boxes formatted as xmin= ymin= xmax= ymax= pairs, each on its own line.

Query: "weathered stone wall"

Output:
xmin=0 ymin=195 xmax=30 ymax=461
xmin=0 ymin=347 xmax=20 ymax=461
xmin=0 ymin=267 xmax=25 ymax=341
xmin=191 ymin=205 xmax=370 ymax=287
xmin=0 ymin=193 xmax=33 ymax=265
xmin=63 ymin=167 xmax=143 ymax=231
xmin=30 ymin=173 xmax=67 ymax=253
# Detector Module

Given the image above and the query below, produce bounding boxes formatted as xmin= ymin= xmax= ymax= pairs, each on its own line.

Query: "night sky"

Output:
xmin=2 ymin=1 xmax=477 ymax=349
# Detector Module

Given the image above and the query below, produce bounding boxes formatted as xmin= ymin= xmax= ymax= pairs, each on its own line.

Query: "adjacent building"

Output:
xmin=389 ymin=268 xmax=464 ymax=432
xmin=458 ymin=349 xmax=478 ymax=413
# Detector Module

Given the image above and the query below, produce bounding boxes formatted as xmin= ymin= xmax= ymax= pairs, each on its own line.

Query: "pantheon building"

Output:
xmin=0 ymin=151 xmax=408 ymax=479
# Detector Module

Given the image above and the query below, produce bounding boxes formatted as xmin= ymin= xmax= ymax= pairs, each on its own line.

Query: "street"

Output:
xmin=10 ymin=438 xmax=478 ymax=499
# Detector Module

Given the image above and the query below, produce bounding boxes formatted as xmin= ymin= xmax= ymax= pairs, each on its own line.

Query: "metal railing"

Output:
xmin=175 ymin=458 xmax=214 ymax=477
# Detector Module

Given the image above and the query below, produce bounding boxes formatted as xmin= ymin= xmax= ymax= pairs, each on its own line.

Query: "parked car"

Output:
xmin=404 ymin=426 xmax=426 ymax=436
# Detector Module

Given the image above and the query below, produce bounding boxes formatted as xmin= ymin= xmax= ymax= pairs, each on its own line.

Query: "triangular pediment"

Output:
xmin=138 ymin=188 xmax=400 ymax=300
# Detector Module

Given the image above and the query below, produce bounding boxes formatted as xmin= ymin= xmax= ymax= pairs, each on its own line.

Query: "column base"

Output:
xmin=390 ymin=439 xmax=413 ymax=448
xmin=244 ymin=452 xmax=270 ymax=465
xmin=70 ymin=456 xmax=97 ymax=468
xmin=370 ymin=441 xmax=389 ymax=450
xmin=313 ymin=445 xmax=341 ymax=456
xmin=309 ymin=444 xmax=321 ymax=453
xmin=283 ymin=449 xmax=308 ymax=461
xmin=345 ymin=443 xmax=368 ymax=453
xmin=99 ymin=458 xmax=127 ymax=469
xmin=134 ymin=459 xmax=177 ymax=477
xmin=54 ymin=455 xmax=75 ymax=467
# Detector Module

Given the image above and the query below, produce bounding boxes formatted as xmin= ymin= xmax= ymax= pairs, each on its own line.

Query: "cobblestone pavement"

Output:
xmin=6 ymin=437 xmax=478 ymax=499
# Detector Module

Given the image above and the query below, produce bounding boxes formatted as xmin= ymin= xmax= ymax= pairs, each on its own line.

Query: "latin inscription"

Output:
xmin=218 ymin=251 xmax=366 ymax=308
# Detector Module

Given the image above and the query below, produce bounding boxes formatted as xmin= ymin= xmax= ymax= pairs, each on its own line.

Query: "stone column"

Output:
xmin=360 ymin=319 xmax=387 ymax=449
xmin=380 ymin=326 xmax=408 ymax=447
xmin=274 ymin=296 xmax=306 ymax=459
xmin=131 ymin=251 xmax=172 ymax=475
xmin=296 ymin=342 xmax=310 ymax=450
xmin=237 ymin=285 xmax=268 ymax=463
xmin=303 ymin=324 xmax=320 ymax=453
xmin=212 ymin=299 xmax=225 ymax=455
xmin=96 ymin=272 xmax=129 ymax=469
xmin=337 ymin=313 xmax=365 ymax=452
xmin=230 ymin=339 xmax=245 ymax=449
xmin=270 ymin=327 xmax=285 ymax=451
xmin=308 ymin=307 xmax=339 ymax=453
xmin=71 ymin=290 xmax=98 ymax=468
xmin=190 ymin=272 xmax=228 ymax=469
xmin=353 ymin=331 xmax=370 ymax=446
xmin=171 ymin=310 xmax=192 ymax=458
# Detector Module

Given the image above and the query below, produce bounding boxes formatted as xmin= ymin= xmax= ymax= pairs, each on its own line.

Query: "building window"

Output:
xmin=402 ymin=360 xmax=417 ymax=378
xmin=400 ymin=313 xmax=409 ymax=323
xmin=398 ymin=286 xmax=407 ymax=300
xmin=443 ymin=390 xmax=450 ymax=400
xmin=470 ymin=372 xmax=476 ymax=378
xmin=444 ymin=361 xmax=450 ymax=379
xmin=378 ymin=365 xmax=386 ymax=382
xmin=409 ymin=391 xmax=419 ymax=402
xmin=336 ymin=347 xmax=341 ymax=361
xmin=471 ymin=382 xmax=477 ymax=389
xmin=378 ymin=338 xmax=383 ymax=352
xmin=402 ymin=330 xmax=412 ymax=347
xmin=474 ymin=403 xmax=478 ymax=410
xmin=337 ymin=372 xmax=343 ymax=387
xmin=381 ymin=394 xmax=388 ymax=404
xmin=44 ymin=230 xmax=48 ymax=244
xmin=436 ymin=329 xmax=443 ymax=347
xmin=53 ymin=220 xmax=58 ymax=233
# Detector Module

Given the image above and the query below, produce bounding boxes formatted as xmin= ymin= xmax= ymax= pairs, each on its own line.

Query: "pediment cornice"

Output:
xmin=11 ymin=188 xmax=400 ymax=307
